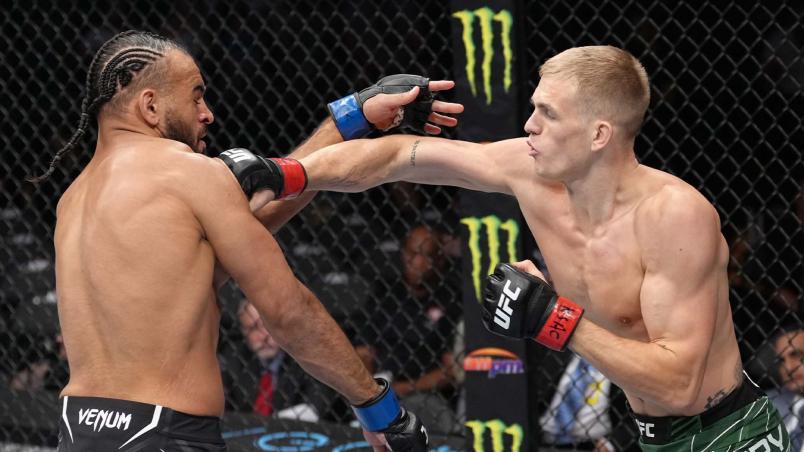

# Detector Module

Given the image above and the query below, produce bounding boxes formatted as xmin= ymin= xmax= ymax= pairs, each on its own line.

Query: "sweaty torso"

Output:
xmin=55 ymin=136 xmax=224 ymax=416
xmin=513 ymin=165 xmax=741 ymax=417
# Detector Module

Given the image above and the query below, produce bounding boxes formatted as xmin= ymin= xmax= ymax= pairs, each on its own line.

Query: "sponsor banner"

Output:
xmin=466 ymin=418 xmax=524 ymax=452
xmin=450 ymin=0 xmax=524 ymax=141
xmin=463 ymin=348 xmax=524 ymax=378
xmin=459 ymin=192 xmax=528 ymax=452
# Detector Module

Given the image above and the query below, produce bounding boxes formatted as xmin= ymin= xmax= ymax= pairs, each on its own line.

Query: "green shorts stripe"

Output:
xmin=638 ymin=396 xmax=790 ymax=452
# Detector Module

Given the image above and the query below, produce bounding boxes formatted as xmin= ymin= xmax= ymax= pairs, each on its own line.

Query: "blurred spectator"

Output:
xmin=537 ymin=354 xmax=638 ymax=452
xmin=223 ymin=300 xmax=366 ymax=423
xmin=6 ymin=333 xmax=68 ymax=392
xmin=237 ymin=301 xmax=286 ymax=416
xmin=727 ymin=200 xmax=802 ymax=359
xmin=767 ymin=326 xmax=804 ymax=452
xmin=360 ymin=224 xmax=463 ymax=433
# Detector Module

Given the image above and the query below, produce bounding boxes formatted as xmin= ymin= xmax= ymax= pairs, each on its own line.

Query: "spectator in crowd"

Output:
xmin=6 ymin=332 xmax=68 ymax=392
xmin=536 ymin=352 xmax=639 ymax=452
xmin=361 ymin=224 xmax=463 ymax=433
xmin=225 ymin=300 xmax=373 ymax=423
xmin=727 ymin=210 xmax=802 ymax=358
xmin=767 ymin=326 xmax=804 ymax=452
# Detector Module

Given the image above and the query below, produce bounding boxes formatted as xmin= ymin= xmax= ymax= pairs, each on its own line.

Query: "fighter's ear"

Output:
xmin=591 ymin=120 xmax=613 ymax=152
xmin=137 ymin=88 xmax=160 ymax=127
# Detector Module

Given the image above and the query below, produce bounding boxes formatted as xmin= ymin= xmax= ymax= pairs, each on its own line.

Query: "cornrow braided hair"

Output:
xmin=28 ymin=30 xmax=186 ymax=183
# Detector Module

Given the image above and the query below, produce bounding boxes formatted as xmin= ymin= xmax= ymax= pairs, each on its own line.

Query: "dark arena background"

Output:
xmin=1 ymin=1 xmax=801 ymax=451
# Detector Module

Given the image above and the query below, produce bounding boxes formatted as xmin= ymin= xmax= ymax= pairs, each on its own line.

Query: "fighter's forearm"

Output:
xmin=266 ymin=283 xmax=379 ymax=405
xmin=287 ymin=118 xmax=342 ymax=159
xmin=253 ymin=119 xmax=340 ymax=233
xmin=302 ymin=134 xmax=414 ymax=193
xmin=570 ymin=320 xmax=704 ymax=412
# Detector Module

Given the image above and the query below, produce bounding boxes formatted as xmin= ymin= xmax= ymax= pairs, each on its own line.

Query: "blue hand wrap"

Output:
xmin=328 ymin=94 xmax=372 ymax=140
xmin=352 ymin=378 xmax=401 ymax=431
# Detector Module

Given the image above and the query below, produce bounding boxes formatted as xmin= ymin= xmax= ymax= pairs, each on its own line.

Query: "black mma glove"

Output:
xmin=328 ymin=74 xmax=434 ymax=140
xmin=217 ymin=148 xmax=307 ymax=200
xmin=481 ymin=263 xmax=584 ymax=351
xmin=353 ymin=378 xmax=429 ymax=452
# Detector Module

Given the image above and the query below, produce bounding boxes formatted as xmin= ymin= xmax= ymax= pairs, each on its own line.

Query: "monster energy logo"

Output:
xmin=452 ymin=7 xmax=513 ymax=104
xmin=466 ymin=419 xmax=523 ymax=452
xmin=461 ymin=215 xmax=520 ymax=301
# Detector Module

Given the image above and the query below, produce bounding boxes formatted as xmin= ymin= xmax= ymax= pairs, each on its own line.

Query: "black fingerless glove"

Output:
xmin=328 ymin=74 xmax=433 ymax=140
xmin=218 ymin=148 xmax=307 ymax=200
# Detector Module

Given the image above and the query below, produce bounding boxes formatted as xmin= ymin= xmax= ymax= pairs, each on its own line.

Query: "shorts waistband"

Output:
xmin=629 ymin=378 xmax=763 ymax=445
xmin=59 ymin=395 xmax=224 ymax=445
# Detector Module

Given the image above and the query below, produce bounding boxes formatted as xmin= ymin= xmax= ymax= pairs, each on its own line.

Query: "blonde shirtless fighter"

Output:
xmin=31 ymin=30 xmax=461 ymax=451
xmin=297 ymin=46 xmax=791 ymax=451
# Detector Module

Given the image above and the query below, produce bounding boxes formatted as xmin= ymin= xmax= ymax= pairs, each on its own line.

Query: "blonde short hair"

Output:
xmin=540 ymin=46 xmax=650 ymax=138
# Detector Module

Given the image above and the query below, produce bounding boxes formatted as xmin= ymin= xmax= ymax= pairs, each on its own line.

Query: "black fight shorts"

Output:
xmin=57 ymin=396 xmax=227 ymax=451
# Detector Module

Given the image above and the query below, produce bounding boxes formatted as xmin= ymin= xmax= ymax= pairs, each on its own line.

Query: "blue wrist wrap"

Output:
xmin=352 ymin=378 xmax=401 ymax=431
xmin=328 ymin=94 xmax=372 ymax=140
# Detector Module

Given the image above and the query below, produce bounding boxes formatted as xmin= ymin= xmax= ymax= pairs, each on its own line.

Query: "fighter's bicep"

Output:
xmin=208 ymin=210 xmax=299 ymax=306
xmin=401 ymin=137 xmax=532 ymax=195
xmin=638 ymin=191 xmax=722 ymax=357
xmin=188 ymin=159 xmax=300 ymax=305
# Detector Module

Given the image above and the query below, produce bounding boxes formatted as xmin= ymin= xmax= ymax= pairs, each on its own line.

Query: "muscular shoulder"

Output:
xmin=169 ymin=150 xmax=242 ymax=205
xmin=635 ymin=179 xmax=721 ymax=267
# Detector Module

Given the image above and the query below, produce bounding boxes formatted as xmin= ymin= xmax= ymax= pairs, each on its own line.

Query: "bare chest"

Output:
xmin=523 ymin=206 xmax=648 ymax=338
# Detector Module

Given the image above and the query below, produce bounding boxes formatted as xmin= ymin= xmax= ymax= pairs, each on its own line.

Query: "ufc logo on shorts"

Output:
xmin=635 ymin=419 xmax=655 ymax=438
xmin=221 ymin=148 xmax=251 ymax=163
xmin=494 ymin=280 xmax=520 ymax=329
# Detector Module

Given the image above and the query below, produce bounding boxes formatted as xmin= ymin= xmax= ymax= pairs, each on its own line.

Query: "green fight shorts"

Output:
xmin=631 ymin=379 xmax=790 ymax=451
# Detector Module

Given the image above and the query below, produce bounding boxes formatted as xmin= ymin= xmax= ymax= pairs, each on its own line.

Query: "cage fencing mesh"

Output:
xmin=1 ymin=0 xmax=801 ymax=450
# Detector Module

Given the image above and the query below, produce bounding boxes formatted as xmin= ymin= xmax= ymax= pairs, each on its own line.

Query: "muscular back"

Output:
xmin=55 ymin=136 xmax=225 ymax=416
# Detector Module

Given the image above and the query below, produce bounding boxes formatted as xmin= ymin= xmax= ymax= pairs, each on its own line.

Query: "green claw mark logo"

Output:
xmin=461 ymin=215 xmax=520 ymax=301
xmin=452 ymin=7 xmax=513 ymax=105
xmin=466 ymin=419 xmax=523 ymax=452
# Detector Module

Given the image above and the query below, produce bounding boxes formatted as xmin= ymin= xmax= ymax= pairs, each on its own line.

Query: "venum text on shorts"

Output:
xmin=77 ymin=408 xmax=131 ymax=432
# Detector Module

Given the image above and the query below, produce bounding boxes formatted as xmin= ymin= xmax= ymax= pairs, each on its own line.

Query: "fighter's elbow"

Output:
xmin=256 ymin=280 xmax=312 ymax=332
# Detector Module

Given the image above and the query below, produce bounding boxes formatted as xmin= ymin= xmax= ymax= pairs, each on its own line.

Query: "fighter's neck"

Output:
xmin=95 ymin=115 xmax=163 ymax=153
xmin=563 ymin=155 xmax=642 ymax=232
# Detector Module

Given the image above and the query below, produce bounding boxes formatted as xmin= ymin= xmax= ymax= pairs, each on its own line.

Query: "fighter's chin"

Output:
xmin=532 ymin=165 xmax=562 ymax=181
xmin=196 ymin=139 xmax=207 ymax=154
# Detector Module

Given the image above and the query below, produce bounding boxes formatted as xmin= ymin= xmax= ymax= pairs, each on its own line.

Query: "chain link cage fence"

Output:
xmin=1 ymin=0 xmax=801 ymax=450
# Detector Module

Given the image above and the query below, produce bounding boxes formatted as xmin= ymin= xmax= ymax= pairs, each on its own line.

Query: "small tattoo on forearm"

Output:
xmin=409 ymin=140 xmax=420 ymax=167
xmin=704 ymin=389 xmax=727 ymax=409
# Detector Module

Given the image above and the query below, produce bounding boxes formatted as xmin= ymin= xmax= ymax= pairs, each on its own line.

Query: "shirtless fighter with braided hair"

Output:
xmin=32 ymin=30 xmax=462 ymax=451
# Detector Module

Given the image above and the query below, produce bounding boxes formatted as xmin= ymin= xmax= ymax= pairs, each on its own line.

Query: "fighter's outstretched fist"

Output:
xmin=328 ymin=74 xmax=463 ymax=139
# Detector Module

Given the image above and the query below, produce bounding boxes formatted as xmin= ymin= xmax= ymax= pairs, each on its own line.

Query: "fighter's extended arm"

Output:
xmin=188 ymin=156 xmax=379 ymax=405
xmin=302 ymin=135 xmax=534 ymax=196
xmin=245 ymin=78 xmax=462 ymax=233
xmin=570 ymin=187 xmax=724 ymax=411
xmin=192 ymin=157 xmax=430 ymax=449
xmin=251 ymin=119 xmax=340 ymax=233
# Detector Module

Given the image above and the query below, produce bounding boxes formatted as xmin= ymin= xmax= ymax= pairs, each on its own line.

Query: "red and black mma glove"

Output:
xmin=327 ymin=74 xmax=434 ymax=140
xmin=352 ymin=378 xmax=429 ymax=452
xmin=217 ymin=148 xmax=307 ymax=200
xmin=481 ymin=263 xmax=584 ymax=351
